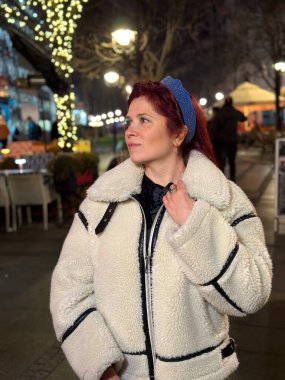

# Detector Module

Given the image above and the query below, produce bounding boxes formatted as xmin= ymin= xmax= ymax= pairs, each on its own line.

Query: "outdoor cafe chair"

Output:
xmin=0 ymin=176 xmax=11 ymax=232
xmin=6 ymin=173 xmax=63 ymax=231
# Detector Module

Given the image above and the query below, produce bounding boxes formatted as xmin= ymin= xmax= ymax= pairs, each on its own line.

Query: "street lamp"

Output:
xmin=273 ymin=60 xmax=285 ymax=132
xmin=215 ymin=92 xmax=224 ymax=101
xmin=111 ymin=29 xmax=137 ymax=48
xmin=103 ymin=29 xmax=138 ymax=89
xmin=199 ymin=98 xmax=208 ymax=107
xmin=104 ymin=71 xmax=120 ymax=86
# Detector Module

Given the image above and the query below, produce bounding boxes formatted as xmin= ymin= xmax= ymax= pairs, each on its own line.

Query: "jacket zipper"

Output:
xmin=131 ymin=197 xmax=164 ymax=378
xmin=146 ymin=204 xmax=165 ymax=364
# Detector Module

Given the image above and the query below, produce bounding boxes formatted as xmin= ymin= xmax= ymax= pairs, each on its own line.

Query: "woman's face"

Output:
xmin=125 ymin=96 xmax=177 ymax=166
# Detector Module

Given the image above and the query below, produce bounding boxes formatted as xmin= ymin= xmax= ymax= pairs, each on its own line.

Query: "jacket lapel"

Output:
xmin=87 ymin=158 xmax=144 ymax=202
xmin=182 ymin=150 xmax=231 ymax=210
xmin=87 ymin=150 xmax=231 ymax=210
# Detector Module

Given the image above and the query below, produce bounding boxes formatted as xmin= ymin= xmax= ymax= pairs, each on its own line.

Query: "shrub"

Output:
xmin=47 ymin=152 xmax=99 ymax=183
xmin=0 ymin=157 xmax=18 ymax=169
xmin=47 ymin=152 xmax=99 ymax=216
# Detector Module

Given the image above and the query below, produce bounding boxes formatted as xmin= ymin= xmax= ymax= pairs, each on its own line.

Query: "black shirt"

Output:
xmin=135 ymin=175 xmax=172 ymax=245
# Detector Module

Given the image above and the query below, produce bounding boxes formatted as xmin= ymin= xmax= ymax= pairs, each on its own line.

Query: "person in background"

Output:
xmin=213 ymin=96 xmax=246 ymax=182
xmin=0 ymin=113 xmax=10 ymax=148
xmin=27 ymin=116 xmax=42 ymax=140
xmin=12 ymin=127 xmax=20 ymax=141
xmin=207 ymin=106 xmax=221 ymax=159
xmin=50 ymin=77 xmax=272 ymax=380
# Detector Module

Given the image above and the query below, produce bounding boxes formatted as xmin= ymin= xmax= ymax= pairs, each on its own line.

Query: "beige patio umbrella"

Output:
xmin=229 ymin=81 xmax=276 ymax=105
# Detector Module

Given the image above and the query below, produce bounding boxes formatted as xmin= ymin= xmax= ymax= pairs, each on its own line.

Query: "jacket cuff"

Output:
xmin=166 ymin=199 xmax=238 ymax=285
xmin=62 ymin=310 xmax=124 ymax=380
xmin=167 ymin=199 xmax=211 ymax=247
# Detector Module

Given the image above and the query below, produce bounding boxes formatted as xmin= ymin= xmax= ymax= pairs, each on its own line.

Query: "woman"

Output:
xmin=50 ymin=77 xmax=272 ymax=380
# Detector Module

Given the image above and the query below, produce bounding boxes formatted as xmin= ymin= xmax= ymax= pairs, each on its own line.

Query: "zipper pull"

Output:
xmin=145 ymin=256 xmax=150 ymax=273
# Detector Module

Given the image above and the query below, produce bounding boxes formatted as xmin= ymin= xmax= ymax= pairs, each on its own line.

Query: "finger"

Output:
xmin=163 ymin=192 xmax=174 ymax=205
xmin=169 ymin=183 xmax=177 ymax=193
xmin=163 ymin=191 xmax=173 ymax=203
xmin=162 ymin=194 xmax=170 ymax=207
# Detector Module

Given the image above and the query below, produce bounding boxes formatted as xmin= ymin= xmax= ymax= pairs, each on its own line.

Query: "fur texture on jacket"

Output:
xmin=50 ymin=150 xmax=272 ymax=380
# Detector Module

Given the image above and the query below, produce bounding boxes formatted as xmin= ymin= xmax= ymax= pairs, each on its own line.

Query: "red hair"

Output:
xmin=128 ymin=81 xmax=217 ymax=165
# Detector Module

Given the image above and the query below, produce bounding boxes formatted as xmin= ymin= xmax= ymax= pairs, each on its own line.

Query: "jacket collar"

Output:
xmin=87 ymin=150 xmax=231 ymax=209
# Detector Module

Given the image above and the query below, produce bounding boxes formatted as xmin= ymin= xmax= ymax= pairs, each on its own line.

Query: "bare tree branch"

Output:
xmin=72 ymin=0 xmax=212 ymax=83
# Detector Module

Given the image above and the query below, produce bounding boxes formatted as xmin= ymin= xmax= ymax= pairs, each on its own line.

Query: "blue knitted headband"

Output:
xmin=160 ymin=76 xmax=196 ymax=144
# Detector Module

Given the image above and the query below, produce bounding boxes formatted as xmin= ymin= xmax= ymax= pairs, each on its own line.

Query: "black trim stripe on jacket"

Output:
xmin=95 ymin=202 xmax=118 ymax=235
xmin=202 ymin=243 xmax=239 ymax=286
xmin=61 ymin=308 xmax=96 ymax=343
xmin=156 ymin=339 xmax=235 ymax=363
xmin=199 ymin=242 xmax=245 ymax=314
xmin=123 ymin=350 xmax=147 ymax=356
xmin=213 ymin=283 xmax=245 ymax=314
xmin=78 ymin=210 xmax=88 ymax=231
xmin=230 ymin=212 xmax=256 ymax=227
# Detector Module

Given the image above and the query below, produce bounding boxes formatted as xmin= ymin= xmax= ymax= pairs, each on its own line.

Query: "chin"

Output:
xmin=128 ymin=152 xmax=145 ymax=163
xmin=129 ymin=156 xmax=146 ymax=165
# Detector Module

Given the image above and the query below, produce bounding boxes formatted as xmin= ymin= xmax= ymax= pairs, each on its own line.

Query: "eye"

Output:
xmin=139 ymin=116 xmax=149 ymax=124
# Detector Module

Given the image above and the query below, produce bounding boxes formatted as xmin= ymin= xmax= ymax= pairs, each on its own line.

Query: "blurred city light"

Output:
xmin=125 ymin=85 xmax=133 ymax=94
xmin=111 ymin=29 xmax=136 ymax=46
xmin=15 ymin=158 xmax=26 ymax=165
xmin=1 ymin=148 xmax=10 ymax=155
xmin=274 ymin=61 xmax=285 ymax=72
xmin=15 ymin=158 xmax=26 ymax=172
xmin=104 ymin=71 xmax=120 ymax=85
xmin=215 ymin=92 xmax=224 ymax=101
xmin=199 ymin=97 xmax=207 ymax=106
xmin=88 ymin=110 xmax=125 ymax=128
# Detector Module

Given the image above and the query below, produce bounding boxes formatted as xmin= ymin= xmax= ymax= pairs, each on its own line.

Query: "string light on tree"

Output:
xmin=0 ymin=0 xmax=88 ymax=151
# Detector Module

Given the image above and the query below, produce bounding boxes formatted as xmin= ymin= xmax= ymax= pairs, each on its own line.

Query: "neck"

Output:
xmin=144 ymin=155 xmax=185 ymax=187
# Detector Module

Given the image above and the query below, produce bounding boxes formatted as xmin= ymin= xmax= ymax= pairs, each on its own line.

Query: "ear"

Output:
xmin=173 ymin=125 xmax=188 ymax=147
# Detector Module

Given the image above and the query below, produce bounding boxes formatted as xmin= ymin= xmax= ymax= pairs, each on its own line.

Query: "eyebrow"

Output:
xmin=126 ymin=112 xmax=152 ymax=119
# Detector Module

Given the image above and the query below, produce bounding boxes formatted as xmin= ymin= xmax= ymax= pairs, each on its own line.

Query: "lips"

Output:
xmin=127 ymin=143 xmax=140 ymax=149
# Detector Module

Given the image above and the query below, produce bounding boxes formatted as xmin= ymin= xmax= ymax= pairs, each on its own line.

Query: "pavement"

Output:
xmin=0 ymin=146 xmax=285 ymax=380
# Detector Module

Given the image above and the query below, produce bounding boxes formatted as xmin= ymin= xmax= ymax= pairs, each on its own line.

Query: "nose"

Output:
xmin=125 ymin=121 xmax=138 ymax=137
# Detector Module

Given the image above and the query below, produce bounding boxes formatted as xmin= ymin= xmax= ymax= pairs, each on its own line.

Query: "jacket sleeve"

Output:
xmin=166 ymin=183 xmax=272 ymax=317
xmin=50 ymin=199 xmax=124 ymax=380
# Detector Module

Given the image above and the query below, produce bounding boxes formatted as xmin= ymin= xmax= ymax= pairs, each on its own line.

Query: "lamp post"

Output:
xmin=274 ymin=61 xmax=285 ymax=132
xmin=215 ymin=92 xmax=225 ymax=102
xmin=111 ymin=29 xmax=137 ymax=50
xmin=103 ymin=29 xmax=137 ymax=88
xmin=104 ymin=71 xmax=120 ymax=86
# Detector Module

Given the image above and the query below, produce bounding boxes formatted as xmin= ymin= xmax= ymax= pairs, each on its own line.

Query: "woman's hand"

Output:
xmin=163 ymin=180 xmax=195 ymax=225
xmin=100 ymin=366 xmax=120 ymax=380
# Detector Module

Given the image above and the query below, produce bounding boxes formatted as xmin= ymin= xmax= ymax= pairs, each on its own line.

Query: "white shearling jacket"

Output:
xmin=50 ymin=150 xmax=272 ymax=380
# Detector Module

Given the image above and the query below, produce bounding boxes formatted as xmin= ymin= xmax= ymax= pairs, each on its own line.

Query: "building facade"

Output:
xmin=0 ymin=27 xmax=56 ymax=142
